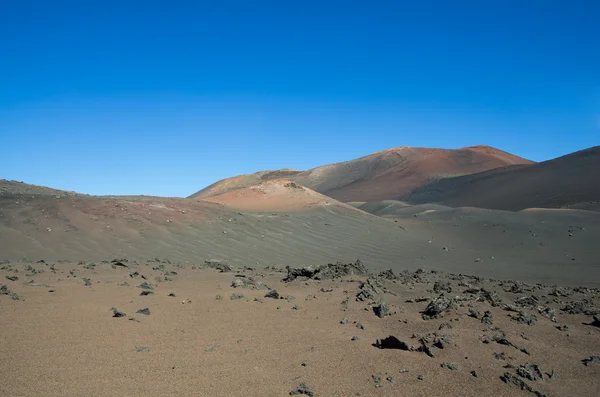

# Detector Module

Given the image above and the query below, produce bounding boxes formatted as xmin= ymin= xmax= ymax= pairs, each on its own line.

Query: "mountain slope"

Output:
xmin=189 ymin=145 xmax=532 ymax=202
xmin=406 ymin=146 xmax=600 ymax=211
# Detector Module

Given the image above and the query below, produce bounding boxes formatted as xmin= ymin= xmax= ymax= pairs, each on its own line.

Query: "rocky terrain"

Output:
xmin=1 ymin=259 xmax=599 ymax=396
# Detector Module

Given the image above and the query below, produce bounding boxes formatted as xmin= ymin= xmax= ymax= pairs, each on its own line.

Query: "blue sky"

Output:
xmin=1 ymin=0 xmax=598 ymax=197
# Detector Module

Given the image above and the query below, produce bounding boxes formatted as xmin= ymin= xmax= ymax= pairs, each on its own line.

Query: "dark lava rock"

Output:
xmin=111 ymin=260 xmax=129 ymax=269
xmin=231 ymin=277 xmax=269 ymax=290
xmin=289 ymin=382 xmax=314 ymax=396
xmin=433 ymin=281 xmax=452 ymax=293
xmin=111 ymin=307 xmax=126 ymax=318
xmin=136 ymin=308 xmax=150 ymax=315
xmin=468 ymin=308 xmax=481 ymax=319
xmin=422 ymin=295 xmax=455 ymax=320
xmin=374 ymin=336 xmax=411 ymax=350
xmin=582 ymin=356 xmax=600 ymax=366
xmin=590 ymin=315 xmax=600 ymax=327
xmin=514 ymin=295 xmax=539 ymax=308
xmin=5 ymin=276 xmax=18 ymax=282
xmin=0 ymin=285 xmax=22 ymax=300
xmin=373 ymin=300 xmax=390 ymax=318
xmin=561 ymin=300 xmax=600 ymax=315
xmin=481 ymin=310 xmax=494 ymax=325
xmin=137 ymin=282 xmax=155 ymax=290
xmin=537 ymin=306 xmax=556 ymax=322
xmin=471 ymin=370 xmax=478 ymax=377
xmin=356 ymin=278 xmax=384 ymax=302
xmin=140 ymin=291 xmax=154 ymax=296
xmin=378 ymin=269 xmax=397 ymax=280
xmin=264 ymin=289 xmax=280 ymax=299
xmin=440 ymin=362 xmax=457 ymax=370
xmin=204 ymin=260 xmax=233 ymax=273
xmin=434 ymin=335 xmax=453 ymax=349
xmin=549 ymin=287 xmax=571 ymax=297
xmin=484 ymin=336 xmax=530 ymax=355
xmin=509 ymin=311 xmax=537 ymax=326
xmin=479 ymin=289 xmax=502 ymax=307
xmin=438 ymin=322 xmax=453 ymax=330
xmin=284 ymin=260 xmax=368 ymax=282
xmin=417 ymin=342 xmax=435 ymax=358
xmin=168 ymin=292 xmax=176 ymax=297
xmin=500 ymin=372 xmax=547 ymax=397
xmin=517 ymin=364 xmax=545 ymax=381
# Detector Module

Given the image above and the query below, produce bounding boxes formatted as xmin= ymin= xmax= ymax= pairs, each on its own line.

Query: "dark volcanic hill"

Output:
xmin=189 ymin=145 xmax=532 ymax=202
xmin=405 ymin=146 xmax=600 ymax=211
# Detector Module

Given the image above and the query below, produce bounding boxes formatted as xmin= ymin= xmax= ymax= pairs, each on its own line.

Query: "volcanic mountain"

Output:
xmin=189 ymin=145 xmax=533 ymax=202
xmin=406 ymin=146 xmax=600 ymax=211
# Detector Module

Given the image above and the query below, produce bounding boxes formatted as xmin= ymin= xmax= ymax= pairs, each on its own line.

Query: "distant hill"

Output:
xmin=405 ymin=146 xmax=600 ymax=211
xmin=189 ymin=145 xmax=532 ymax=202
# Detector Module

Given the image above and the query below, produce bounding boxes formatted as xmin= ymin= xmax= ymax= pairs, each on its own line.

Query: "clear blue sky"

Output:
xmin=1 ymin=0 xmax=598 ymax=197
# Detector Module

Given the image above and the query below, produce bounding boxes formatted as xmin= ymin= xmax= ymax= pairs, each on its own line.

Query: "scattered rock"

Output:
xmin=265 ymin=289 xmax=280 ymax=299
xmin=481 ymin=310 xmax=494 ymax=325
xmin=374 ymin=336 xmax=411 ymax=350
xmin=434 ymin=335 xmax=453 ymax=349
xmin=582 ymin=356 xmax=600 ymax=366
xmin=231 ymin=277 xmax=269 ymax=290
xmin=422 ymin=295 xmax=455 ymax=320
xmin=468 ymin=308 xmax=481 ymax=319
xmin=356 ymin=322 xmax=365 ymax=330
xmin=135 ymin=346 xmax=149 ymax=352
xmin=494 ymin=352 xmax=507 ymax=360
xmin=141 ymin=289 xmax=155 ymax=296
xmin=340 ymin=317 xmax=349 ymax=324
xmin=5 ymin=276 xmax=18 ymax=281
xmin=168 ymin=293 xmax=176 ymax=297
xmin=83 ymin=278 xmax=92 ymax=287
xmin=137 ymin=282 xmax=155 ymax=290
xmin=230 ymin=293 xmax=245 ymax=300
xmin=373 ymin=300 xmax=390 ymax=318
xmin=204 ymin=260 xmax=232 ymax=273
xmin=351 ymin=336 xmax=360 ymax=341
xmin=0 ymin=285 xmax=22 ymax=300
xmin=510 ymin=311 xmax=537 ymax=326
xmin=517 ymin=364 xmax=545 ymax=381
xmin=433 ymin=281 xmax=452 ymax=293
xmin=289 ymin=382 xmax=314 ymax=396
xmin=111 ymin=307 xmax=126 ymax=318
xmin=438 ymin=322 xmax=453 ymax=330
xmin=136 ymin=308 xmax=150 ymax=315
xmin=562 ymin=300 xmax=600 ymax=315
xmin=284 ymin=260 xmax=368 ymax=282
xmin=500 ymin=372 xmax=547 ymax=397
xmin=471 ymin=370 xmax=478 ymax=377
xmin=479 ymin=289 xmax=503 ymax=307
xmin=356 ymin=278 xmax=384 ymax=302
xmin=441 ymin=362 xmax=457 ymax=370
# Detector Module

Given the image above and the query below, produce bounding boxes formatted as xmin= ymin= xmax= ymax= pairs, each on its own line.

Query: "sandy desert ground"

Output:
xmin=1 ymin=259 xmax=599 ymax=396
